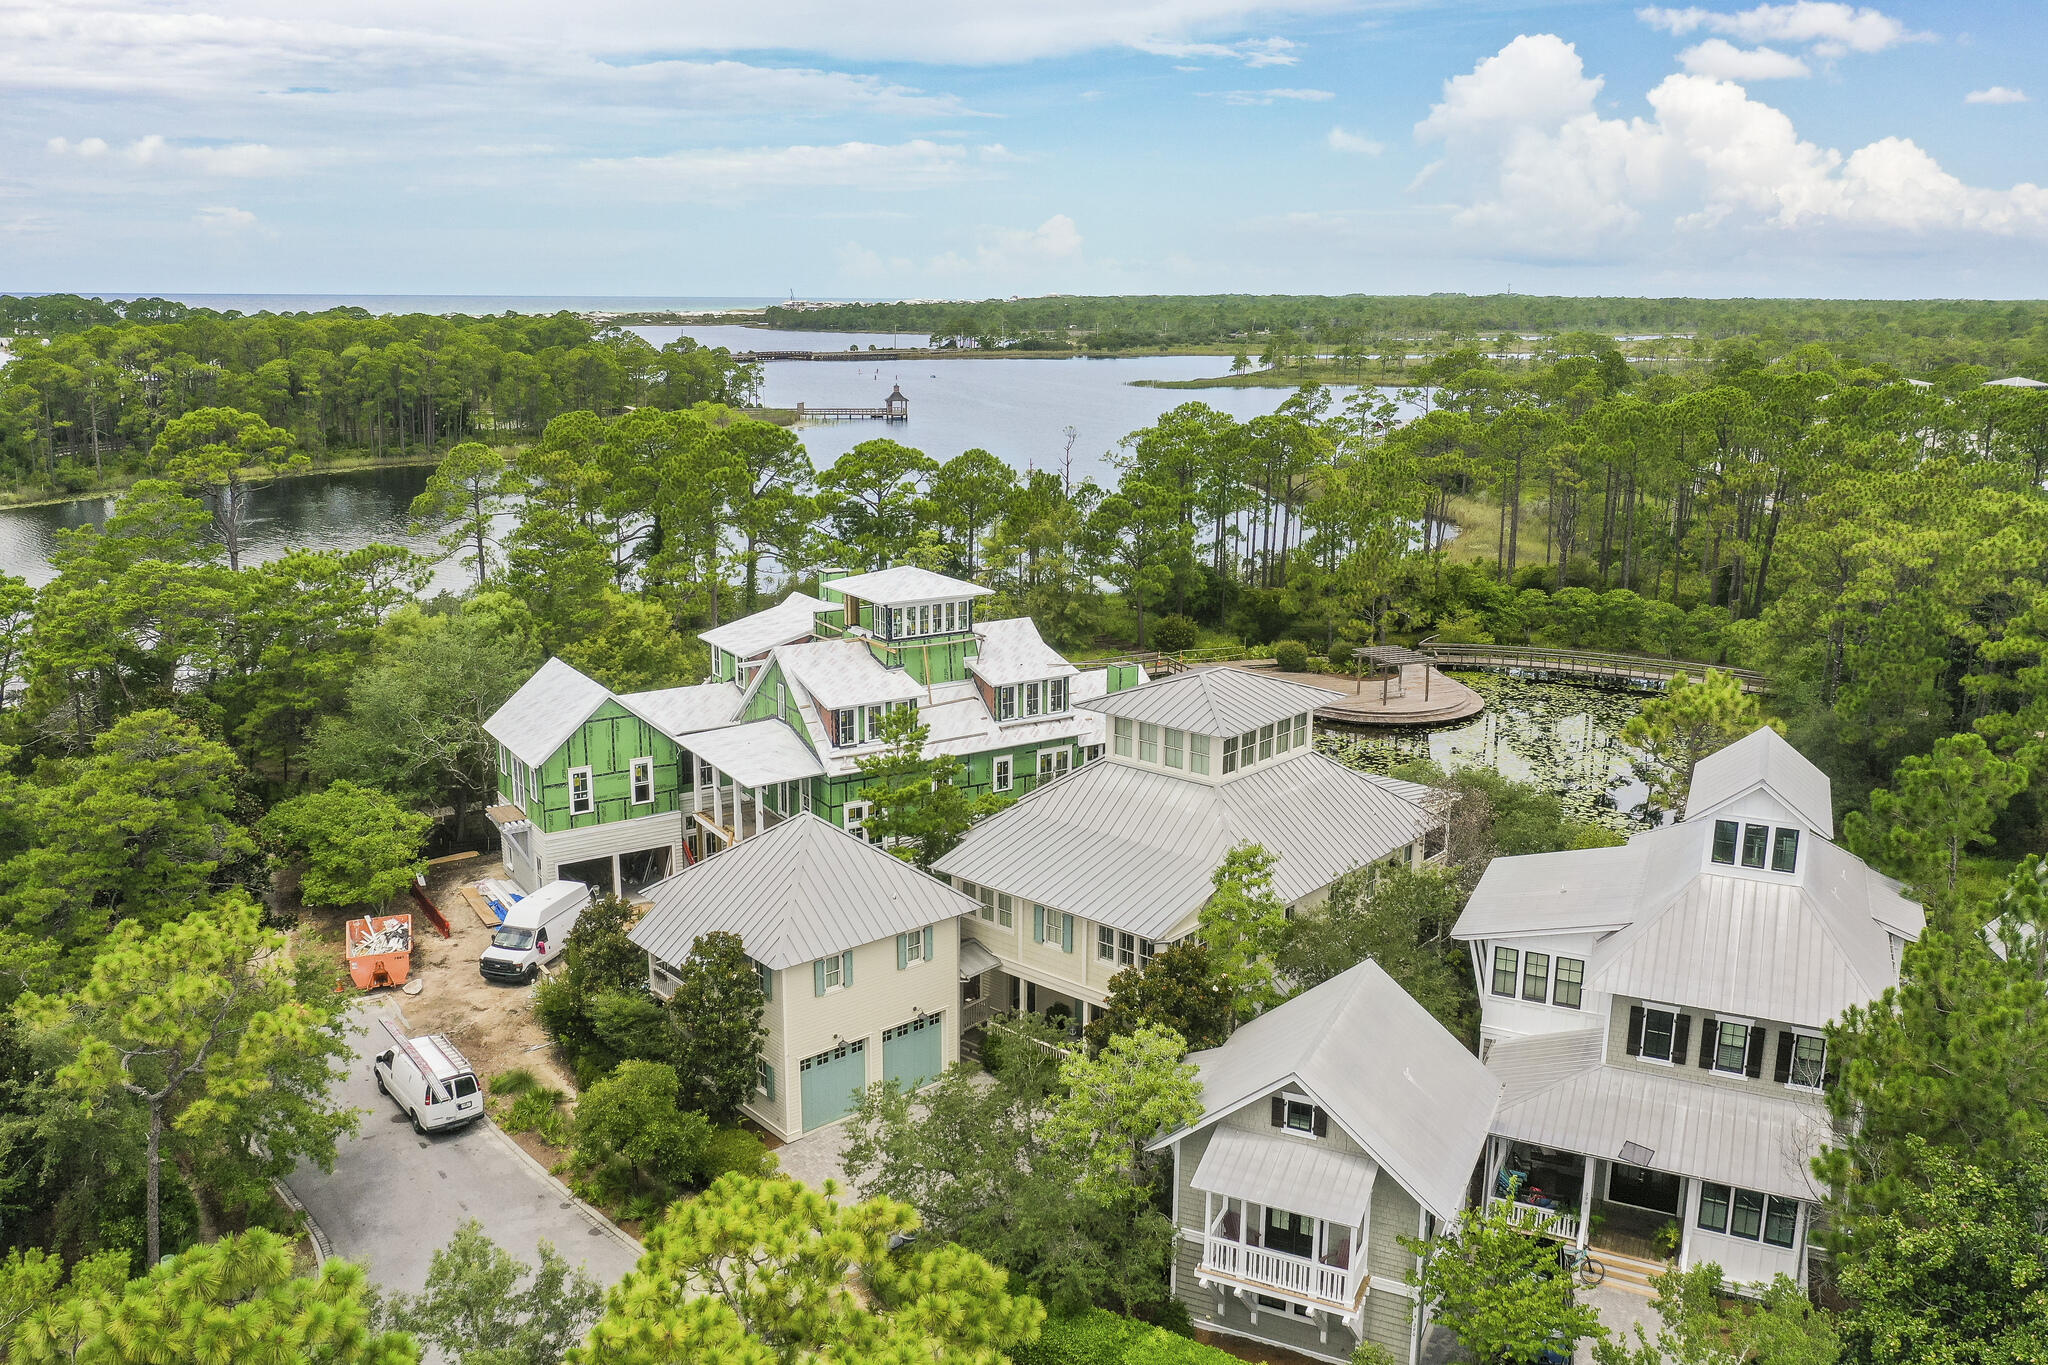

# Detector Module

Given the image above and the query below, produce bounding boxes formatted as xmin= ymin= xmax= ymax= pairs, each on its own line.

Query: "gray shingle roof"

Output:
xmin=933 ymin=752 xmax=1437 ymax=940
xmin=484 ymin=658 xmax=613 ymax=767
xmin=1156 ymin=960 xmax=1501 ymax=1223
xmin=968 ymin=616 xmax=1078 ymax=687
xmin=619 ymin=681 xmax=743 ymax=737
xmin=685 ymin=718 xmax=825 ymax=787
xmin=1686 ymin=727 xmax=1834 ymax=837
xmin=629 ymin=813 xmax=976 ymax=970
xmin=826 ymin=566 xmax=993 ymax=604
xmin=699 ymin=593 xmax=833 ymax=658
xmin=775 ymin=640 xmax=924 ymax=710
xmin=1078 ymin=667 xmax=1343 ymax=737
xmin=1486 ymin=1029 xmax=1829 ymax=1200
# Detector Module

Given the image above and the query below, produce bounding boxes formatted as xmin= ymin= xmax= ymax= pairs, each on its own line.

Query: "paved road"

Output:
xmin=285 ymin=996 xmax=642 ymax=1300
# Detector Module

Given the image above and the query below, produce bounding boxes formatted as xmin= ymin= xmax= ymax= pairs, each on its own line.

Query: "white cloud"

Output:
xmin=49 ymin=133 xmax=323 ymax=175
xmin=1637 ymin=2 xmax=1927 ymax=57
xmin=931 ymin=213 xmax=1084 ymax=277
xmin=1327 ymin=126 xmax=1384 ymax=154
xmin=194 ymin=204 xmax=258 ymax=230
xmin=580 ymin=139 xmax=1004 ymax=200
xmin=1966 ymin=86 xmax=2029 ymax=105
xmin=1136 ymin=35 xmax=1300 ymax=66
xmin=1212 ymin=87 xmax=1335 ymax=106
xmin=1414 ymin=33 xmax=2048 ymax=257
xmin=1677 ymin=38 xmax=1811 ymax=79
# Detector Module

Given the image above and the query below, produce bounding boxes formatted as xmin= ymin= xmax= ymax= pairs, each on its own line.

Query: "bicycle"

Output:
xmin=1558 ymin=1244 xmax=1606 ymax=1288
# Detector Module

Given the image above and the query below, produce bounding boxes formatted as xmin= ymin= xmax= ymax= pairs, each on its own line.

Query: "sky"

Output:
xmin=2 ymin=0 xmax=2045 ymax=300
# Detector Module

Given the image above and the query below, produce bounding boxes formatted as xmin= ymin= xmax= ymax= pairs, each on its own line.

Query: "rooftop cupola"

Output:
xmin=1078 ymin=667 xmax=1342 ymax=781
xmin=822 ymin=565 xmax=992 ymax=643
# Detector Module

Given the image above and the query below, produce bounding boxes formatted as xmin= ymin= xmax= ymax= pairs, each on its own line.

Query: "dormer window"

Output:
xmin=1048 ymin=679 xmax=1068 ymax=712
xmin=1270 ymin=1095 xmax=1328 ymax=1138
xmin=1024 ymin=683 xmax=1042 ymax=717
xmin=1711 ymin=820 xmax=1800 ymax=873
xmin=998 ymin=686 xmax=1016 ymax=721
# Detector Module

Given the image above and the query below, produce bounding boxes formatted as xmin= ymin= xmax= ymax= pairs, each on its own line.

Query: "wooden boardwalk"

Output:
xmin=1419 ymin=642 xmax=1768 ymax=693
xmin=737 ymin=349 xmax=904 ymax=362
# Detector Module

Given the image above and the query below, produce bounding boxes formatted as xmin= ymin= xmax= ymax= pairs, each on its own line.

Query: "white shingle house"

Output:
xmin=933 ymin=667 xmax=1446 ymax=1035
xmin=627 ymin=814 xmax=974 ymax=1139
xmin=1451 ymin=728 xmax=1923 ymax=1289
xmin=1150 ymin=960 xmax=1500 ymax=1365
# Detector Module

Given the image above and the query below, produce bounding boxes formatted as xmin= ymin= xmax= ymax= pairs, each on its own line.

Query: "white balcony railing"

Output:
xmin=1201 ymin=1234 xmax=1356 ymax=1308
xmin=1490 ymin=1196 xmax=1581 ymax=1243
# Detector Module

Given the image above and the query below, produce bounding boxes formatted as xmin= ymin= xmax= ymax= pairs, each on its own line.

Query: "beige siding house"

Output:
xmin=1150 ymin=961 xmax=1501 ymax=1365
xmin=628 ymin=814 xmax=973 ymax=1140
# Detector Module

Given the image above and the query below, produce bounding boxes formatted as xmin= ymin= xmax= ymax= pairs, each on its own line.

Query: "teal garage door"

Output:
xmin=882 ymin=1013 xmax=944 ymax=1093
xmin=798 ymin=1039 xmax=867 ymax=1131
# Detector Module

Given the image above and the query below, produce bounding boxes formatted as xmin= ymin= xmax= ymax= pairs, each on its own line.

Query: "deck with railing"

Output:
xmin=1419 ymin=641 xmax=1769 ymax=693
xmin=1199 ymin=1234 xmax=1364 ymax=1312
xmin=1489 ymin=1195 xmax=1582 ymax=1244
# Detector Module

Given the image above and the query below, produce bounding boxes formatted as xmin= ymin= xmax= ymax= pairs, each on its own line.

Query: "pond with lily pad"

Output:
xmin=1317 ymin=672 xmax=1656 ymax=833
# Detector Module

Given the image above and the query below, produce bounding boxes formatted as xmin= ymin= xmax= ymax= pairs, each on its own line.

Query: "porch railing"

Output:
xmin=1490 ymin=1196 xmax=1581 ymax=1243
xmin=1201 ymin=1234 xmax=1355 ymax=1307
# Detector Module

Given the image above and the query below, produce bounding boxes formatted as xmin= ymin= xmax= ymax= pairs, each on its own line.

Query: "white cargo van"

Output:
xmin=478 ymin=878 xmax=590 ymax=984
xmin=373 ymin=1030 xmax=482 ymax=1134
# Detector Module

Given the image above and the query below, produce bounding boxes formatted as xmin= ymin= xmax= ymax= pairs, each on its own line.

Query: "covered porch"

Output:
xmin=686 ymin=721 xmax=823 ymax=851
xmin=1192 ymin=1127 xmax=1374 ymax=1332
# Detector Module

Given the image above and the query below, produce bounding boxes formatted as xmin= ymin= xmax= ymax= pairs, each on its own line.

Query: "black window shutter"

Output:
xmin=1672 ymin=1014 xmax=1692 ymax=1064
xmin=1271 ymin=1096 xmax=1286 ymax=1128
xmin=1698 ymin=1017 xmax=1717 ymax=1068
xmin=1626 ymin=1005 xmax=1644 ymax=1057
xmin=1745 ymin=1026 xmax=1767 ymax=1078
xmin=1312 ymin=1107 xmax=1329 ymax=1139
xmin=1773 ymin=1031 xmax=1795 ymax=1084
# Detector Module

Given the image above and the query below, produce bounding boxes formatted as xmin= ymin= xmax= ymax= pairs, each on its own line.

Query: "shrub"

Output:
xmin=1150 ymin=615 xmax=1199 ymax=653
xmin=1272 ymin=640 xmax=1308 ymax=673
xmin=696 ymin=1125 xmax=777 ymax=1182
xmin=1327 ymin=640 xmax=1356 ymax=669
xmin=502 ymin=1086 xmax=567 ymax=1134
xmin=1011 ymin=1309 xmax=1243 ymax=1365
xmin=490 ymin=1067 xmax=539 ymax=1096
xmin=572 ymin=1060 xmax=711 ymax=1191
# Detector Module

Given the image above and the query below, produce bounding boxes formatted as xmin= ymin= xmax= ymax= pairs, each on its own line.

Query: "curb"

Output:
xmin=272 ymin=1178 xmax=331 ymax=1267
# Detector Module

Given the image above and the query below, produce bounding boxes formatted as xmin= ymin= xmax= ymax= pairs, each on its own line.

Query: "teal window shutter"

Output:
xmin=1061 ymin=914 xmax=1073 ymax=953
xmin=923 ymin=925 xmax=934 ymax=961
xmin=841 ymin=950 xmax=854 ymax=988
xmin=764 ymin=1062 xmax=776 ymax=1100
xmin=1033 ymin=904 xmax=1045 ymax=943
xmin=813 ymin=959 xmax=827 ymax=996
xmin=897 ymin=932 xmax=909 ymax=970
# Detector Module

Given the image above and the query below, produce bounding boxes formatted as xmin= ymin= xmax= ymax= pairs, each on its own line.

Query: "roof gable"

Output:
xmin=699 ymin=593 xmax=833 ymax=658
xmin=484 ymin=658 xmax=612 ymax=767
xmin=1078 ymin=667 xmax=1342 ymax=737
xmin=1686 ymin=727 xmax=1834 ymax=838
xmin=628 ymin=814 xmax=976 ymax=969
xmin=826 ymin=565 xmax=992 ymax=605
xmin=968 ymin=616 xmax=1078 ymax=687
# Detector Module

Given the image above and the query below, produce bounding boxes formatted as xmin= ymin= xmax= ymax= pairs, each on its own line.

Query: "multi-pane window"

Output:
xmin=1553 ymin=957 xmax=1584 ymax=1009
xmin=1730 ymin=1188 xmax=1765 ymax=1240
xmin=1292 ymin=713 xmax=1308 ymax=748
xmin=1788 ymin=1033 xmax=1826 ymax=1088
xmin=1491 ymin=946 xmax=1519 ymax=996
xmin=1258 ymin=723 xmax=1276 ymax=761
xmin=1741 ymin=823 xmax=1769 ymax=868
xmin=630 ymin=757 xmax=655 ymax=806
xmin=1715 ymin=1021 xmax=1752 ymax=1074
xmin=998 ymin=686 xmax=1017 ymax=721
xmin=1712 ymin=820 xmax=1739 ymax=864
xmin=1698 ymin=1185 xmax=1808 ymax=1250
xmin=1763 ymin=1197 xmax=1798 ymax=1248
xmin=975 ymin=885 xmax=995 ymax=922
xmin=1640 ymin=1007 xmax=1679 ymax=1061
xmin=993 ymin=756 xmax=1013 ymax=792
xmin=821 ymin=954 xmax=844 ymax=989
xmin=1275 ymin=718 xmax=1293 ymax=753
xmin=1772 ymin=827 xmax=1800 ymax=872
xmin=1114 ymin=716 xmax=1133 ymax=756
xmin=1222 ymin=735 xmax=1240 ymax=774
xmin=1283 ymin=1099 xmax=1319 ymax=1134
xmin=1522 ymin=952 xmax=1550 ymax=1002
xmin=1697 ymin=1183 xmax=1730 ymax=1233
xmin=1190 ymin=733 xmax=1211 ymax=775
xmin=889 ymin=608 xmax=903 ymax=637
xmin=996 ymin=893 xmax=1014 ymax=928
xmin=568 ymin=767 xmax=594 ymax=815
xmin=865 ymin=704 xmax=885 ymax=741
xmin=1098 ymin=925 xmax=1116 ymax=961
xmin=1048 ymin=678 xmax=1068 ymax=712
xmin=835 ymin=709 xmax=856 ymax=746
xmin=943 ymin=602 xmax=956 ymax=632
xmin=1024 ymin=683 xmax=1042 ymax=717
xmin=1164 ymin=728 xmax=1184 ymax=768
xmin=1139 ymin=723 xmax=1159 ymax=763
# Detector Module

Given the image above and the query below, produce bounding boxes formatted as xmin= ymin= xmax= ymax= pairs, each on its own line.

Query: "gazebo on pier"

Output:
xmin=1352 ymin=645 xmax=1433 ymax=703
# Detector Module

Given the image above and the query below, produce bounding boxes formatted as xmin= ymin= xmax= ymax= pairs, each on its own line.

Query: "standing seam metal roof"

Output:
xmin=1191 ymin=1127 xmax=1379 ymax=1226
xmin=1685 ymin=727 xmax=1834 ymax=838
xmin=627 ymin=813 xmax=977 ymax=970
xmin=1157 ymin=960 xmax=1501 ymax=1223
xmin=932 ymin=751 xmax=1436 ymax=940
xmin=1077 ymin=667 xmax=1344 ymax=736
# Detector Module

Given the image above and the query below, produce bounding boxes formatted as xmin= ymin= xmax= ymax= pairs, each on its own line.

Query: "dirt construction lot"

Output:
xmin=295 ymin=855 xmax=579 ymax=1096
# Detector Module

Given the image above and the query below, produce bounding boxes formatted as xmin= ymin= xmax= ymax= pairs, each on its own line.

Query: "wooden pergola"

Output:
xmin=1352 ymin=645 xmax=1433 ymax=702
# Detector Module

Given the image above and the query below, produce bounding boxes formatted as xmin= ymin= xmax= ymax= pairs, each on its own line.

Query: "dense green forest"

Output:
xmin=763 ymin=292 xmax=2048 ymax=373
xmin=0 ymin=295 xmax=759 ymax=489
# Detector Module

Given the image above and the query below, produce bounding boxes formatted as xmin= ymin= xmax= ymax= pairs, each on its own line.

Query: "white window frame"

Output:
xmin=1712 ymin=1016 xmax=1756 ymax=1076
xmin=1113 ymin=716 xmax=1133 ymax=756
xmin=822 ymin=954 xmax=844 ymax=990
xmin=997 ymin=685 xmax=1016 ymax=721
xmin=1048 ymin=677 xmax=1067 ymax=712
xmin=1023 ymin=682 xmax=1042 ymax=717
xmin=835 ymin=709 xmax=856 ymax=747
xmin=568 ymin=766 xmax=594 ymax=815
xmin=1639 ymin=1002 xmax=1683 ymax=1065
xmin=1138 ymin=722 xmax=1158 ymax=763
xmin=1037 ymin=747 xmax=1069 ymax=781
xmin=630 ymin=756 xmax=656 ymax=806
xmin=1097 ymin=924 xmax=1116 ymax=961
xmin=992 ymin=755 xmax=1013 ymax=792
xmin=1786 ymin=1031 xmax=1827 ymax=1091
xmin=1189 ymin=733 xmax=1210 ymax=775
xmin=845 ymin=800 xmax=877 ymax=843
xmin=996 ymin=892 xmax=1014 ymax=928
xmin=865 ymin=703 xmax=885 ymax=742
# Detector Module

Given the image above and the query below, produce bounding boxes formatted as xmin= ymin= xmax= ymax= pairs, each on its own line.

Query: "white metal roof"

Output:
xmin=1486 ymin=1029 xmax=1829 ymax=1200
xmin=1157 ymin=960 xmax=1500 ymax=1223
xmin=934 ymin=751 xmax=1437 ymax=940
xmin=483 ymin=658 xmax=615 ymax=767
xmin=1450 ymin=843 xmax=1644 ymax=938
xmin=958 ymin=937 xmax=1003 ymax=979
xmin=1686 ymin=727 xmax=1834 ymax=837
xmin=968 ymin=616 xmax=1079 ymax=687
xmin=1078 ymin=667 xmax=1342 ymax=737
xmin=628 ymin=813 xmax=976 ymax=970
xmin=1191 ymin=1126 xmax=1380 ymax=1227
xmin=685 ymin=718 xmax=824 ymax=787
xmin=699 ymin=593 xmax=834 ymax=658
xmin=619 ymin=681 xmax=743 ymax=737
xmin=1984 ymin=375 xmax=2048 ymax=388
xmin=826 ymin=565 xmax=993 ymax=605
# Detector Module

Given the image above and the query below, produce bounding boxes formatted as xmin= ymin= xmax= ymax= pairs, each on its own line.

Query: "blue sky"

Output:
xmin=3 ymin=0 xmax=2044 ymax=299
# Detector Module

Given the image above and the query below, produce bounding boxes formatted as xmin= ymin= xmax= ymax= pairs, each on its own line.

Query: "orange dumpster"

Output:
xmin=345 ymin=913 xmax=414 ymax=990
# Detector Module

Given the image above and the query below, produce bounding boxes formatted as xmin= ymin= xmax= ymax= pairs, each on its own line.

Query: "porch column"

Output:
xmin=742 ymin=784 xmax=756 ymax=841
xmin=1677 ymin=1178 xmax=1693 ymax=1271
xmin=1576 ymin=1157 xmax=1595 ymax=1249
